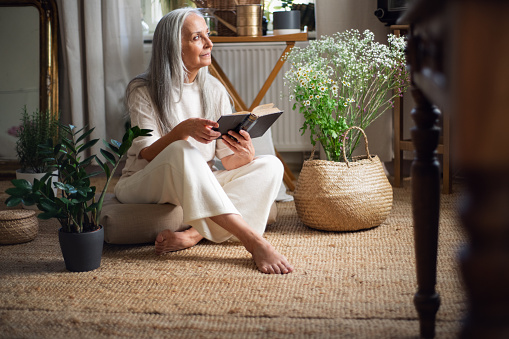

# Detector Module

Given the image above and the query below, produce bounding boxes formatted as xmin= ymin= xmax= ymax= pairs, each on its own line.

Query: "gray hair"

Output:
xmin=127 ymin=8 xmax=219 ymax=134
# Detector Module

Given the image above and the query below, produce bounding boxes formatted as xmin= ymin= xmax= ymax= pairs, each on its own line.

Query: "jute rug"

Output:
xmin=0 ymin=178 xmax=466 ymax=338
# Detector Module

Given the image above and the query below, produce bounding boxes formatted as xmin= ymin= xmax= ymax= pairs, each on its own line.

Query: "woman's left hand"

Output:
xmin=220 ymin=129 xmax=255 ymax=170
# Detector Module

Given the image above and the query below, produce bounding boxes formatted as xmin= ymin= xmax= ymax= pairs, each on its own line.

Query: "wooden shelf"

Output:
xmin=210 ymin=32 xmax=308 ymax=43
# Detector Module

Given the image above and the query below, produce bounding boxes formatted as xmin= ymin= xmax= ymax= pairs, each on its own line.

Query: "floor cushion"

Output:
xmin=100 ymin=194 xmax=278 ymax=245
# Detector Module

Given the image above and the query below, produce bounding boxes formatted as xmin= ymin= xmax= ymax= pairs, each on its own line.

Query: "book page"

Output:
xmin=252 ymin=103 xmax=281 ymax=116
xmin=230 ymin=103 xmax=281 ymax=117
xmin=252 ymin=103 xmax=275 ymax=112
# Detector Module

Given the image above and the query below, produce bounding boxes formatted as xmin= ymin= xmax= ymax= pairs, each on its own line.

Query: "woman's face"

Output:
xmin=181 ymin=14 xmax=213 ymax=82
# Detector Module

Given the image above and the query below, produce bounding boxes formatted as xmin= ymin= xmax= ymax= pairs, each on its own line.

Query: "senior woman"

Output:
xmin=114 ymin=8 xmax=293 ymax=274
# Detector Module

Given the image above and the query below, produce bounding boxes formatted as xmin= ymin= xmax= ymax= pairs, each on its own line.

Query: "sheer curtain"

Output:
xmin=56 ymin=0 xmax=144 ymax=155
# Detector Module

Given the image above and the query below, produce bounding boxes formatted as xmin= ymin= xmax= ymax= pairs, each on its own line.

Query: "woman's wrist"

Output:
xmin=173 ymin=121 xmax=190 ymax=141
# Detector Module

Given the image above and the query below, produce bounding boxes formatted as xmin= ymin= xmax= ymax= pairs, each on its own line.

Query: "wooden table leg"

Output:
xmin=248 ymin=42 xmax=296 ymax=111
xmin=209 ymin=58 xmax=248 ymax=112
xmin=441 ymin=109 xmax=452 ymax=194
xmin=410 ymin=86 xmax=441 ymax=338
xmin=275 ymin=149 xmax=296 ymax=191
xmin=393 ymin=85 xmax=403 ymax=188
xmin=392 ymin=27 xmax=404 ymax=188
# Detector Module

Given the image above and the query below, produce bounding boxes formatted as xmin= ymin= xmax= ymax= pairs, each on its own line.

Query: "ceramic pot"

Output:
xmin=273 ymin=10 xmax=301 ymax=35
xmin=58 ymin=226 xmax=104 ymax=272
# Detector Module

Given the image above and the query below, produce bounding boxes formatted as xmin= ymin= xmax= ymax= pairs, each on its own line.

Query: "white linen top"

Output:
xmin=120 ymin=78 xmax=234 ymax=178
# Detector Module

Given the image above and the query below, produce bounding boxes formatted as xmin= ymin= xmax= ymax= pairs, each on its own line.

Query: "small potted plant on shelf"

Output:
xmin=272 ymin=0 xmax=301 ymax=35
xmin=5 ymin=124 xmax=151 ymax=272
xmin=13 ymin=107 xmax=60 ymax=210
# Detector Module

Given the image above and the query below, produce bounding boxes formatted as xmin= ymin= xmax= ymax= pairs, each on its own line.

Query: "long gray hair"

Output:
xmin=127 ymin=8 xmax=218 ymax=134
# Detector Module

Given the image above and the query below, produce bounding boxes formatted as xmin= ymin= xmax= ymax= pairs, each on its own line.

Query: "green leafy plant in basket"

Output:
xmin=283 ymin=29 xmax=410 ymax=162
xmin=277 ymin=0 xmax=294 ymax=11
xmin=5 ymin=124 xmax=152 ymax=233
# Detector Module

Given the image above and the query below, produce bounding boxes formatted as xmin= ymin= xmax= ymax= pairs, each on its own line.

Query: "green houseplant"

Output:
xmin=272 ymin=0 xmax=301 ymax=35
xmin=280 ymin=0 xmax=294 ymax=10
xmin=13 ymin=107 xmax=60 ymax=210
xmin=15 ymin=107 xmax=60 ymax=173
xmin=5 ymin=124 xmax=151 ymax=272
xmin=284 ymin=29 xmax=410 ymax=162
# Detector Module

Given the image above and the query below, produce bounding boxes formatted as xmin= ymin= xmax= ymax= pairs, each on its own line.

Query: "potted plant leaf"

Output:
xmin=272 ymin=0 xmax=301 ymax=35
xmin=13 ymin=107 xmax=60 ymax=209
xmin=5 ymin=124 xmax=151 ymax=272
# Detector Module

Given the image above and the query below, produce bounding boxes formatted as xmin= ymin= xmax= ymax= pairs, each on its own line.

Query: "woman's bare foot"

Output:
xmin=155 ymin=227 xmax=203 ymax=254
xmin=210 ymin=213 xmax=293 ymax=274
xmin=249 ymin=237 xmax=294 ymax=274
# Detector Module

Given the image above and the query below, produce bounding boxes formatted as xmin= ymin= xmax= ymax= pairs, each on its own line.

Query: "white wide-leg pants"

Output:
xmin=114 ymin=140 xmax=284 ymax=243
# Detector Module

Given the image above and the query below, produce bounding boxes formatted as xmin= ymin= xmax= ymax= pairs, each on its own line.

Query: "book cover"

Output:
xmin=213 ymin=103 xmax=283 ymax=139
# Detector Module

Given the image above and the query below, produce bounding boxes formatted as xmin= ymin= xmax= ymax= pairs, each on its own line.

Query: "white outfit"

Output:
xmin=115 ymin=76 xmax=283 ymax=243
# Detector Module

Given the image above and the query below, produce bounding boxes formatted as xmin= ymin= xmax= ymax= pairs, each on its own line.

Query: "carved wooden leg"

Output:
xmin=410 ymin=86 xmax=441 ymax=338
xmin=459 ymin=170 xmax=509 ymax=338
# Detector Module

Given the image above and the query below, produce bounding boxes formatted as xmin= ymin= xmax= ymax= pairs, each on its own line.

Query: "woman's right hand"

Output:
xmin=177 ymin=118 xmax=221 ymax=144
xmin=140 ymin=118 xmax=221 ymax=162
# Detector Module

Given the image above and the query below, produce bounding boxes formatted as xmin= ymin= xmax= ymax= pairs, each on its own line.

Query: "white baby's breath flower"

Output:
xmin=283 ymin=28 xmax=409 ymax=161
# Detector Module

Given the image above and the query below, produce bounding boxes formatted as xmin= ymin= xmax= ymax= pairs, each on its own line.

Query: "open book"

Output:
xmin=213 ymin=103 xmax=283 ymax=139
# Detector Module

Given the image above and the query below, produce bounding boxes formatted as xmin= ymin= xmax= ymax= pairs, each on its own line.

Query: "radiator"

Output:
xmin=212 ymin=42 xmax=312 ymax=152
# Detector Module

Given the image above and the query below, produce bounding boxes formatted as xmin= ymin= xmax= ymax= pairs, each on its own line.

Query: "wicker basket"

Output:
xmin=294 ymin=127 xmax=393 ymax=232
xmin=215 ymin=10 xmax=237 ymax=36
xmin=0 ymin=210 xmax=39 ymax=245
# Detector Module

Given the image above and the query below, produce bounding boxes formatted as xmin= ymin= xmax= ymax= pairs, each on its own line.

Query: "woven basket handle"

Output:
xmin=307 ymin=126 xmax=371 ymax=165
xmin=342 ymin=126 xmax=372 ymax=167
xmin=309 ymin=143 xmax=318 ymax=160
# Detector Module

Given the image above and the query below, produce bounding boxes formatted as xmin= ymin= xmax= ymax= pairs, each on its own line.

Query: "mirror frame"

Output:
xmin=0 ymin=0 xmax=58 ymax=175
xmin=0 ymin=0 xmax=59 ymax=115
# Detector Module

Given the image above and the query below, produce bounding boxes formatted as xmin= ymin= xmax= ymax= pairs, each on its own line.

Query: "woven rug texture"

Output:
xmin=0 ymin=178 xmax=466 ymax=338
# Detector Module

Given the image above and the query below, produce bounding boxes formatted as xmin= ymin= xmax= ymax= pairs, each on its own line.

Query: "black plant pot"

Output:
xmin=273 ymin=10 xmax=301 ymax=35
xmin=59 ymin=226 xmax=104 ymax=272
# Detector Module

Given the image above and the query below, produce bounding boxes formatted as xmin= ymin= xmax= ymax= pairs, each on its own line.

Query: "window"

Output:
xmin=140 ymin=0 xmax=196 ymax=35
